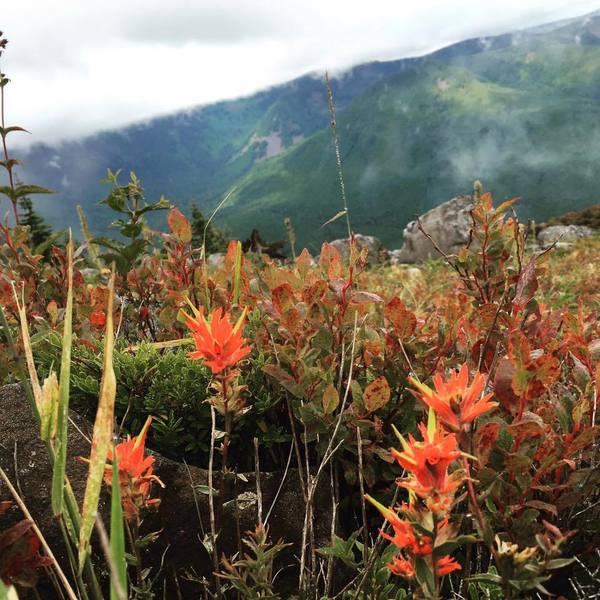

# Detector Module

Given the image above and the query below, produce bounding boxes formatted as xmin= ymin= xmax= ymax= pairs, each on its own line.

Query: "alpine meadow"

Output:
xmin=1 ymin=6 xmax=600 ymax=600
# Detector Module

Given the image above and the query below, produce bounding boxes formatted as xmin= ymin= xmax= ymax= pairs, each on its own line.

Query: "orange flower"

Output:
xmin=391 ymin=422 xmax=462 ymax=499
xmin=107 ymin=418 xmax=155 ymax=479
xmin=436 ymin=555 xmax=462 ymax=576
xmin=184 ymin=306 xmax=251 ymax=374
xmin=89 ymin=310 xmax=106 ymax=328
xmin=104 ymin=417 xmax=164 ymax=520
xmin=410 ymin=364 xmax=497 ymax=431
xmin=365 ymin=495 xmax=432 ymax=555
xmin=387 ymin=556 xmax=415 ymax=578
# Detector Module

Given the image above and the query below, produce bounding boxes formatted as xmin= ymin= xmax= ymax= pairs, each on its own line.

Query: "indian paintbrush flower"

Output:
xmin=410 ymin=364 xmax=497 ymax=432
xmin=365 ymin=494 xmax=461 ymax=585
xmin=390 ymin=421 xmax=463 ymax=509
xmin=103 ymin=416 xmax=164 ymax=520
xmin=184 ymin=306 xmax=251 ymax=374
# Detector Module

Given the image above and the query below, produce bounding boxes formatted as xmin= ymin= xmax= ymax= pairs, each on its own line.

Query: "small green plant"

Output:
xmin=94 ymin=170 xmax=171 ymax=274
xmin=218 ymin=525 xmax=289 ymax=600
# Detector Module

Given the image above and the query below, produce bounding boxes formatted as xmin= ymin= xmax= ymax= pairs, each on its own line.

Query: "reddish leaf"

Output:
xmin=349 ymin=291 xmax=383 ymax=305
xmin=512 ymin=257 xmax=538 ymax=314
xmin=364 ymin=376 xmax=391 ymax=413
xmin=167 ymin=207 xmax=192 ymax=244
xmin=384 ymin=297 xmax=416 ymax=339
xmin=272 ymin=283 xmax=296 ymax=314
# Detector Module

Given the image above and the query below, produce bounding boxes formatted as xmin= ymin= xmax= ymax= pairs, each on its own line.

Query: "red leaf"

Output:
xmin=167 ymin=207 xmax=192 ymax=244
xmin=364 ymin=377 xmax=391 ymax=413
xmin=384 ymin=297 xmax=417 ymax=339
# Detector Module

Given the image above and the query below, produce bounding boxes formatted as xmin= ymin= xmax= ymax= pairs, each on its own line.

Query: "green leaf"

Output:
xmin=0 ymin=125 xmax=29 ymax=136
xmin=14 ymin=183 xmax=54 ymax=198
xmin=320 ymin=209 xmax=347 ymax=228
xmin=34 ymin=229 xmax=66 ymax=256
xmin=415 ymin=557 xmax=435 ymax=595
xmin=110 ymin=452 xmax=128 ymax=600
xmin=232 ymin=240 xmax=242 ymax=305
xmin=51 ymin=238 xmax=74 ymax=516
xmin=322 ymin=383 xmax=339 ymax=415
xmin=262 ymin=364 xmax=303 ymax=398
xmin=523 ymin=500 xmax=557 ymax=517
xmin=546 ymin=557 xmax=575 ymax=570
xmin=469 ymin=573 xmax=503 ymax=584
xmin=434 ymin=534 xmax=478 ymax=555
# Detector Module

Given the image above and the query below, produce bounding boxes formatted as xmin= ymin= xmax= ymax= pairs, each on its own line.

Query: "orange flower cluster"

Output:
xmin=366 ymin=495 xmax=461 ymax=581
xmin=410 ymin=364 xmax=497 ymax=432
xmin=184 ymin=306 xmax=251 ymax=374
xmin=368 ymin=365 xmax=496 ymax=591
xmin=391 ymin=422 xmax=463 ymax=513
xmin=104 ymin=417 xmax=164 ymax=520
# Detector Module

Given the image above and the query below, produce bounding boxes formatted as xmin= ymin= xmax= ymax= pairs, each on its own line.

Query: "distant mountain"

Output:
xmin=17 ymin=9 xmax=600 ymax=252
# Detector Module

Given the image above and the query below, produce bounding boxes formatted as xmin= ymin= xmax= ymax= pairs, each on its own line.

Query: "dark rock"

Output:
xmin=0 ymin=384 xmax=330 ymax=597
xmin=242 ymin=229 xmax=286 ymax=259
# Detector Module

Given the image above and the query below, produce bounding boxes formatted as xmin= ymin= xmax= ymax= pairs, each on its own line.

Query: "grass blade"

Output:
xmin=13 ymin=287 xmax=41 ymax=422
xmin=78 ymin=268 xmax=117 ymax=570
xmin=51 ymin=235 xmax=74 ymax=516
xmin=110 ymin=453 xmax=127 ymax=600
xmin=232 ymin=240 xmax=242 ymax=305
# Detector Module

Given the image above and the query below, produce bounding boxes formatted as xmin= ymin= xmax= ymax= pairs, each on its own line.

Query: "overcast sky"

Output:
xmin=2 ymin=0 xmax=600 ymax=147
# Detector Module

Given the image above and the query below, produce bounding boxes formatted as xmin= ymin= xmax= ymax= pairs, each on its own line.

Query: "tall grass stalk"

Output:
xmin=325 ymin=71 xmax=352 ymax=240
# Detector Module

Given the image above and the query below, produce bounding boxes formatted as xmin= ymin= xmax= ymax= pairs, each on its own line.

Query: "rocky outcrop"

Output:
xmin=0 ymin=384 xmax=330 ymax=597
xmin=206 ymin=252 xmax=225 ymax=268
xmin=393 ymin=195 xmax=474 ymax=263
xmin=329 ymin=234 xmax=388 ymax=266
xmin=536 ymin=224 xmax=595 ymax=248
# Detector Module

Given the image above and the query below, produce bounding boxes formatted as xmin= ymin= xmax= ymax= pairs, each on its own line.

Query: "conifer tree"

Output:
xmin=190 ymin=202 xmax=227 ymax=253
xmin=19 ymin=197 xmax=53 ymax=247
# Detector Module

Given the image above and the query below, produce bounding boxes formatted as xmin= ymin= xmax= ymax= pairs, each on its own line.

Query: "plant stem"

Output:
xmin=208 ymin=405 xmax=222 ymax=599
xmin=0 ymin=76 xmax=19 ymax=224
xmin=325 ymin=71 xmax=352 ymax=240
xmin=0 ymin=466 xmax=79 ymax=600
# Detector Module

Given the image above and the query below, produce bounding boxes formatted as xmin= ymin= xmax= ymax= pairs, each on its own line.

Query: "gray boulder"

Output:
xmin=395 ymin=195 xmax=474 ymax=263
xmin=537 ymin=225 xmax=595 ymax=247
xmin=329 ymin=234 xmax=388 ymax=266
xmin=206 ymin=252 xmax=225 ymax=268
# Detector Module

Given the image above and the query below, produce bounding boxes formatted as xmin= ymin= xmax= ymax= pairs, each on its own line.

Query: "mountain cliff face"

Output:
xmin=18 ymin=10 xmax=600 ymax=251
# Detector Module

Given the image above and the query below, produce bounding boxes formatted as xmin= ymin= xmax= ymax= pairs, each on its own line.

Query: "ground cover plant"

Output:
xmin=1 ymin=32 xmax=600 ymax=600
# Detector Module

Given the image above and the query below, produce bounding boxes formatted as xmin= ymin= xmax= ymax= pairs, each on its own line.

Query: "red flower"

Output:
xmin=89 ymin=310 xmax=106 ymax=328
xmin=410 ymin=364 xmax=497 ymax=431
xmin=387 ymin=555 xmax=415 ymax=578
xmin=390 ymin=422 xmax=462 ymax=500
xmin=104 ymin=417 xmax=164 ymax=520
xmin=184 ymin=307 xmax=251 ymax=374
xmin=365 ymin=496 xmax=434 ymax=555
xmin=436 ymin=555 xmax=462 ymax=576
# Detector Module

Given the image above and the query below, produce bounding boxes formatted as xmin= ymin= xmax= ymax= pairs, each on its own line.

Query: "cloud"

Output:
xmin=2 ymin=0 xmax=600 ymax=146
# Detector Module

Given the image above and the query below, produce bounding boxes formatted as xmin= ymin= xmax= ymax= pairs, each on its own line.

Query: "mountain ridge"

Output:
xmin=15 ymin=8 xmax=600 ymax=251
